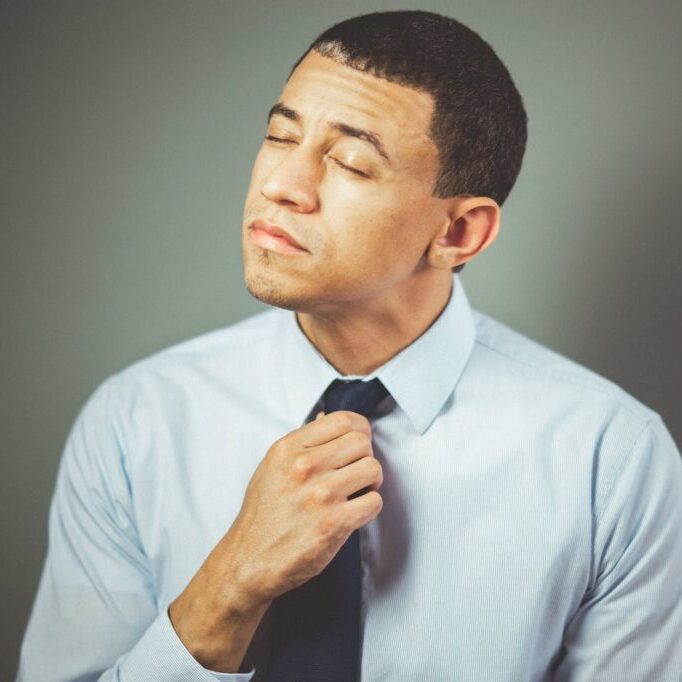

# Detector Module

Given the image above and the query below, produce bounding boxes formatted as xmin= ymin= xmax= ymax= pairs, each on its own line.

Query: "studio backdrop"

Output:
xmin=2 ymin=2 xmax=681 ymax=679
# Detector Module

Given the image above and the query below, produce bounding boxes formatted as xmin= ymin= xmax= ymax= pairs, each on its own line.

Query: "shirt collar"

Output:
xmin=275 ymin=273 xmax=476 ymax=435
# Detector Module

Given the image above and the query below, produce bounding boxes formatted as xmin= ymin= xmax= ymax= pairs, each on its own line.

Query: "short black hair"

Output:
xmin=288 ymin=10 xmax=528 ymax=274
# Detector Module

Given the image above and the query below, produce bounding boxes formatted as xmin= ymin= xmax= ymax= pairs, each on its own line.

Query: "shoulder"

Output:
xmin=467 ymin=309 xmax=681 ymax=521
xmin=121 ymin=306 xmax=281 ymax=374
xmin=469 ymin=308 xmax=659 ymax=427
xmin=109 ymin=307 xmax=280 ymax=386
xmin=82 ymin=307 xmax=284 ymax=430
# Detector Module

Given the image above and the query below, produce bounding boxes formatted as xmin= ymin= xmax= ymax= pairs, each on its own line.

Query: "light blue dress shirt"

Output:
xmin=17 ymin=274 xmax=682 ymax=681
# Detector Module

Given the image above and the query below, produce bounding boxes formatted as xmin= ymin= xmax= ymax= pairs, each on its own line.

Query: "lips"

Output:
xmin=249 ymin=219 xmax=306 ymax=250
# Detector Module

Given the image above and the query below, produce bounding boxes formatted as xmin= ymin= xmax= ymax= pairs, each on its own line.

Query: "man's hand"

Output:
xmin=168 ymin=410 xmax=384 ymax=672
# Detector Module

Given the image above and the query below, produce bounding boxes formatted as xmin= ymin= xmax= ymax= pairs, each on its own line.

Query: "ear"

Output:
xmin=426 ymin=196 xmax=500 ymax=271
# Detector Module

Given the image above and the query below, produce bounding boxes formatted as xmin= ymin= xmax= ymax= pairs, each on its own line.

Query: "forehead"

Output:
xmin=278 ymin=51 xmax=437 ymax=163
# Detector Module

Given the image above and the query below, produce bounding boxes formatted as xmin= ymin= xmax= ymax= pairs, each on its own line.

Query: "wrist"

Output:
xmin=169 ymin=587 xmax=270 ymax=673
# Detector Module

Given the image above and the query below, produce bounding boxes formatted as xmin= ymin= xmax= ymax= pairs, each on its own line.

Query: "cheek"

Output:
xmin=343 ymin=189 xmax=426 ymax=255
xmin=329 ymin=204 xmax=421 ymax=274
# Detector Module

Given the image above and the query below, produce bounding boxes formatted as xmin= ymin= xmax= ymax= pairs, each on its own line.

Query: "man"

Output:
xmin=17 ymin=9 xmax=682 ymax=682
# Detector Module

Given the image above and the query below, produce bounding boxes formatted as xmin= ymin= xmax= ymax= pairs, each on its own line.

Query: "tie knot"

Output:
xmin=322 ymin=378 xmax=389 ymax=419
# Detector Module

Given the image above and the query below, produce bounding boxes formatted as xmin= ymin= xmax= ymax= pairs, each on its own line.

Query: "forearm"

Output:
xmin=169 ymin=587 xmax=271 ymax=673
xmin=167 ymin=528 xmax=273 ymax=674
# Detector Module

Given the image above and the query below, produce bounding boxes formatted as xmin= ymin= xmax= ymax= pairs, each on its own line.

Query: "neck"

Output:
xmin=295 ymin=271 xmax=453 ymax=376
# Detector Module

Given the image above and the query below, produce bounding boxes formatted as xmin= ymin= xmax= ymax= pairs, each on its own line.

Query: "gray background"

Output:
xmin=2 ymin=1 xmax=681 ymax=678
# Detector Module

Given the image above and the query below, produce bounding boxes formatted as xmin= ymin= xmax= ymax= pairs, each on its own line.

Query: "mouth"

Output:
xmin=248 ymin=218 xmax=308 ymax=254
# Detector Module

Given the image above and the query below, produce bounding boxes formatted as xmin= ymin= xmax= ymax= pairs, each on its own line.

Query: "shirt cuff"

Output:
xmin=118 ymin=606 xmax=256 ymax=681
xmin=206 ymin=666 xmax=257 ymax=681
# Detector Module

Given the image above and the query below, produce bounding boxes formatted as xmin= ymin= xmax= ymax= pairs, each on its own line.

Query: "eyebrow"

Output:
xmin=267 ymin=101 xmax=392 ymax=165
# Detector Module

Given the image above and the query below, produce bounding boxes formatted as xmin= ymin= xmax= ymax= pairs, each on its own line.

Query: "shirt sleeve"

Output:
xmin=552 ymin=414 xmax=682 ymax=682
xmin=16 ymin=377 xmax=256 ymax=681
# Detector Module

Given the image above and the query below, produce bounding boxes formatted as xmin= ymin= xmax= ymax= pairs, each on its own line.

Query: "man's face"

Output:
xmin=242 ymin=50 xmax=447 ymax=312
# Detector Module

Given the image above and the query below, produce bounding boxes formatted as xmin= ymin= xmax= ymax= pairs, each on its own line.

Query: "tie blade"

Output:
xmin=267 ymin=377 xmax=390 ymax=681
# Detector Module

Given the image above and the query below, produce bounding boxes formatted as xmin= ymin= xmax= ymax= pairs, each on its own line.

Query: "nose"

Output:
xmin=259 ymin=146 xmax=320 ymax=213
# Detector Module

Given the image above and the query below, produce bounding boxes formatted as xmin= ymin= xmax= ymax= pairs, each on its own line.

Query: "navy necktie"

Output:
xmin=265 ymin=378 xmax=390 ymax=682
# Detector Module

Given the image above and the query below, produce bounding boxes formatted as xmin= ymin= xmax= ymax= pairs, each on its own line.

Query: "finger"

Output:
xmin=343 ymin=490 xmax=383 ymax=530
xmin=297 ymin=410 xmax=371 ymax=448
xmin=308 ymin=429 xmax=374 ymax=471
xmin=327 ymin=455 xmax=382 ymax=499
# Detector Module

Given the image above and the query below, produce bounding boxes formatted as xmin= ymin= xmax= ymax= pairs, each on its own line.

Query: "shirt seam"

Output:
xmin=586 ymin=418 xmax=656 ymax=595
xmin=594 ymin=418 xmax=655 ymax=526
xmin=472 ymin=336 xmax=657 ymax=425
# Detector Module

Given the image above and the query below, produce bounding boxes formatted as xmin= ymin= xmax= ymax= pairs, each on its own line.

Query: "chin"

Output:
xmin=242 ymin=242 xmax=321 ymax=310
xmin=243 ymin=267 xmax=308 ymax=312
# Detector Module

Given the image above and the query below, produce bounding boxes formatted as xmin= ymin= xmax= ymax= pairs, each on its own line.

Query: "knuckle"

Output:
xmin=370 ymin=458 xmax=383 ymax=483
xmin=367 ymin=491 xmax=383 ymax=511
xmin=292 ymin=453 xmax=315 ymax=481
xmin=316 ymin=514 xmax=340 ymax=541
xmin=334 ymin=411 xmax=355 ymax=430
xmin=351 ymin=430 xmax=371 ymax=450
xmin=311 ymin=484 xmax=335 ymax=506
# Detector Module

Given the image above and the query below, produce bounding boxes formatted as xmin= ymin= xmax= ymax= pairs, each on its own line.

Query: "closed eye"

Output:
xmin=331 ymin=158 xmax=369 ymax=178
xmin=264 ymin=135 xmax=369 ymax=178
xmin=265 ymin=135 xmax=295 ymax=144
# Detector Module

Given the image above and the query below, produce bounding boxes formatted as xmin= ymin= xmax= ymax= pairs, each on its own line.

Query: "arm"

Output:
xmin=16 ymin=377 xmax=256 ymax=681
xmin=552 ymin=415 xmax=682 ymax=681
